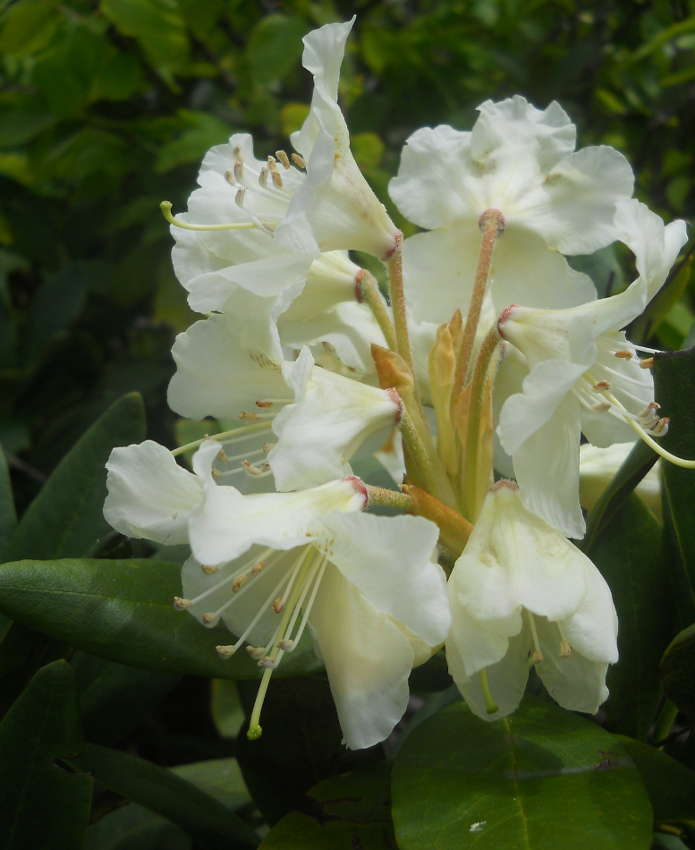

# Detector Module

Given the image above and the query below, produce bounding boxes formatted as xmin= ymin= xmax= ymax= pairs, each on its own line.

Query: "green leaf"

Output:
xmin=211 ymin=679 xmax=245 ymax=738
xmin=660 ymin=623 xmax=695 ymax=721
xmin=0 ymin=558 xmax=323 ymax=680
xmin=235 ymin=676 xmax=384 ymax=826
xmin=653 ymin=346 xmax=695 ymax=626
xmin=0 ymin=0 xmax=59 ymax=58
xmin=392 ymin=696 xmax=653 ymax=850
xmin=68 ymin=743 xmax=259 ymax=850
xmin=581 ymin=439 xmax=658 ymax=552
xmin=0 ymin=92 xmax=55 ymax=148
xmin=589 ymin=494 xmax=672 ymax=739
xmin=71 ymin=651 xmax=181 ymax=745
xmin=260 ymin=763 xmax=395 ymax=849
xmin=100 ymin=0 xmax=190 ymax=83
xmin=246 ymin=15 xmax=308 ymax=87
xmin=171 ymin=758 xmax=251 ymax=811
xmin=568 ymin=245 xmax=626 ymax=299
xmin=630 ymin=253 xmax=693 ymax=344
xmin=0 ymin=441 xmax=16 ymax=563
xmin=85 ymin=803 xmax=191 ymax=850
xmin=7 ymin=393 xmax=145 ymax=561
xmin=614 ymin=735 xmax=695 ymax=825
xmin=155 ymin=110 xmax=231 ymax=173
xmin=0 ymin=660 xmax=93 ymax=850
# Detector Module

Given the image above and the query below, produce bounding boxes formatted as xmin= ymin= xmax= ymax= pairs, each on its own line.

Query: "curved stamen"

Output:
xmin=160 ymin=201 xmax=258 ymax=231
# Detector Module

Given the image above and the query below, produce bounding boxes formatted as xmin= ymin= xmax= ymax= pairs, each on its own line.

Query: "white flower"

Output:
xmin=181 ymin=440 xmax=449 ymax=749
xmin=104 ymin=441 xmax=203 ymax=545
xmin=497 ymin=201 xmax=687 ymax=538
xmin=446 ymin=482 xmax=618 ymax=721
xmin=275 ymin=19 xmax=400 ymax=261
xmin=579 ymin=442 xmax=661 ymax=520
xmin=389 ymin=96 xmax=633 ymax=323
xmin=168 ymin=314 xmax=401 ymax=492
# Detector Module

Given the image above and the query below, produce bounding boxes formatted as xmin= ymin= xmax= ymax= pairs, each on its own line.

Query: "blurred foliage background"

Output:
xmin=1 ymin=0 xmax=694 ymax=509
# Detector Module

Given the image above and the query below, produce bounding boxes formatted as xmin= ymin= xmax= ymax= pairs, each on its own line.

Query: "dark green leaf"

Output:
xmin=568 ymin=245 xmax=626 ymax=299
xmin=392 ymin=696 xmax=653 ymax=850
xmin=653 ymin=346 xmax=695 ymax=626
xmin=71 ymin=651 xmax=181 ymax=745
xmin=0 ymin=660 xmax=92 ymax=850
xmin=68 ymin=743 xmax=259 ymax=850
xmin=85 ymin=803 xmax=192 ymax=850
xmin=0 ymin=558 xmax=323 ymax=680
xmin=246 ymin=15 xmax=308 ymax=87
xmin=260 ymin=763 xmax=395 ymax=849
xmin=171 ymin=758 xmax=250 ymax=811
xmin=235 ymin=677 xmax=384 ymax=826
xmin=408 ymin=648 xmax=454 ymax=694
xmin=660 ymin=623 xmax=695 ymax=722
xmin=7 ymin=393 xmax=146 ymax=561
xmin=614 ymin=735 xmax=695 ymax=825
xmin=0 ymin=441 xmax=16 ymax=562
xmin=589 ymin=494 xmax=672 ymax=739
xmin=0 ymin=0 xmax=59 ymax=58
xmin=630 ymin=254 xmax=694 ymax=344
xmin=155 ymin=110 xmax=231 ymax=173
xmin=581 ymin=440 xmax=658 ymax=552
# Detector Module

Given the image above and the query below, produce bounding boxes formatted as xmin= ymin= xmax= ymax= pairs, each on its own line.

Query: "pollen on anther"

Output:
xmin=202 ymin=613 xmax=216 ymax=624
xmin=258 ymin=168 xmax=268 ymax=187
xmin=246 ymin=645 xmax=265 ymax=660
xmin=173 ymin=597 xmax=191 ymax=610
xmin=271 ymin=171 xmax=283 ymax=189
xmin=532 ymin=650 xmax=544 ymax=664
xmin=273 ymin=597 xmax=284 ymax=613
xmin=639 ymin=357 xmax=654 ymax=369
xmin=559 ymin=640 xmax=571 ymax=658
xmin=592 ymin=381 xmax=611 ymax=391
xmin=211 ymin=467 xmax=222 ymax=479
xmin=262 ymin=443 xmax=275 ymax=453
xmin=217 ymin=448 xmax=229 ymax=462
xmin=255 ymin=400 xmax=273 ymax=408
xmin=614 ymin=350 xmax=633 ymax=359
xmin=239 ymin=411 xmax=259 ymax=421
xmin=276 ymin=150 xmax=291 ymax=169
xmin=216 ymin=645 xmax=236 ymax=659
xmin=592 ymin=402 xmax=611 ymax=413
xmin=291 ymin=153 xmax=306 ymax=168
xmin=200 ymin=564 xmax=219 ymax=575
xmin=233 ymin=575 xmax=248 ymax=592
xmin=278 ymin=639 xmax=295 ymax=651
xmin=251 ymin=561 xmax=265 ymax=574
xmin=224 ymin=169 xmax=235 ymax=186
xmin=233 ymin=144 xmax=243 ymax=159
xmin=233 ymin=160 xmax=243 ymax=182
xmin=235 ymin=187 xmax=245 ymax=207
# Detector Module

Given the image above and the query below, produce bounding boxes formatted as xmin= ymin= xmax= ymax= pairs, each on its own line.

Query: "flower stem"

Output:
xmin=356 ymin=269 xmax=398 ymax=351
xmin=400 ymin=404 xmax=459 ymax=509
xmin=387 ymin=233 xmax=416 ymax=378
xmin=365 ymin=485 xmax=413 ymax=512
xmin=452 ymin=209 xmax=505 ymax=407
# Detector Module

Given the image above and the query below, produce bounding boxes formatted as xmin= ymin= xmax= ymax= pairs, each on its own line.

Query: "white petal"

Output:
xmin=280 ymin=250 xmax=359 ymax=324
xmin=561 ymin=557 xmax=619 ymax=664
xmin=446 ymin=585 xmax=512 ymax=678
xmin=614 ymin=198 xmax=689 ymax=300
xmin=308 ymin=563 xmax=414 ymax=749
xmin=167 ymin=314 xmax=291 ymax=421
xmin=512 ymin=395 xmax=586 ymax=539
xmin=535 ymin=617 xmax=610 ymax=714
xmin=579 ymin=442 xmax=661 ymax=518
xmin=270 ymin=356 xmax=400 ymax=490
xmin=189 ymin=443 xmax=365 ymax=565
xmin=308 ymin=511 xmax=449 ymax=646
xmin=104 ymin=441 xmax=202 ymax=545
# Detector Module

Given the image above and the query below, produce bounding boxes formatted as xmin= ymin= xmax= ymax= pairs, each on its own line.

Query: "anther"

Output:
xmin=639 ymin=402 xmax=660 ymax=418
xmin=291 ymin=153 xmax=306 ymax=168
xmin=273 ymin=597 xmax=284 ymax=613
xmin=255 ymin=400 xmax=273 ymax=408
xmin=276 ymin=150 xmax=291 ymax=169
xmin=640 ymin=357 xmax=654 ymax=369
xmin=652 ymin=417 xmax=670 ymax=436
xmin=242 ymin=460 xmax=266 ymax=476
xmin=592 ymin=381 xmax=611 ymax=391
xmin=200 ymin=564 xmax=219 ymax=575
xmin=216 ymin=645 xmax=236 ymax=659
xmin=592 ymin=402 xmax=612 ymax=413
xmin=251 ymin=561 xmax=265 ymax=574
xmin=559 ymin=640 xmax=572 ymax=658
xmin=202 ymin=613 xmax=216 ymax=624
xmin=224 ymin=169 xmax=235 ymax=185
xmin=235 ymin=187 xmax=245 ymax=207
xmin=239 ymin=412 xmax=259 ymax=421
xmin=262 ymin=443 xmax=275 ymax=453
xmin=322 ymin=341 xmax=337 ymax=355
xmin=527 ymin=610 xmax=544 ymax=664
xmin=217 ymin=448 xmax=229 ymax=462
xmin=233 ymin=144 xmax=242 ymax=159
xmin=277 ymin=639 xmax=295 ymax=651
xmin=259 ymin=656 xmax=280 ymax=669
xmin=271 ymin=171 xmax=283 ymax=189
xmin=232 ymin=575 xmax=248 ymax=592
xmin=233 ymin=160 xmax=243 ymax=182
xmin=258 ymin=167 xmax=268 ymax=187
xmin=615 ymin=350 xmax=633 ymax=359
xmin=211 ymin=467 xmax=222 ymax=479
xmin=246 ymin=645 xmax=265 ymax=660
xmin=173 ymin=597 xmax=191 ymax=610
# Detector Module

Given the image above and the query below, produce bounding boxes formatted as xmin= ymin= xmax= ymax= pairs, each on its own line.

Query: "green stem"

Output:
xmin=356 ymin=270 xmax=398 ymax=352
xmin=365 ymin=485 xmax=413 ymax=512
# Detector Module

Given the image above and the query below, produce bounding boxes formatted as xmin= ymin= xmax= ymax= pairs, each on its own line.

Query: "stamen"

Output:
xmin=246 ymin=645 xmax=266 ymax=660
xmin=262 ymin=443 xmax=275 ymax=453
xmin=159 ymin=201 xmax=257 ymax=232
xmin=239 ymin=411 xmax=275 ymax=420
xmin=235 ymin=188 xmax=245 ymax=207
xmin=557 ymin=622 xmax=571 ymax=657
xmin=170 ymin=422 xmax=272 ymax=457
xmin=255 ymin=400 xmax=273 ymax=408
xmin=210 ymin=467 xmax=222 ymax=479
xmin=258 ymin=167 xmax=268 ymax=187
xmin=640 ymin=357 xmax=654 ymax=369
xmin=233 ymin=160 xmax=244 ymax=182
xmin=184 ymin=549 xmax=277 ymax=611
xmin=480 ymin=668 xmax=499 ymax=715
xmin=592 ymin=381 xmax=611 ymax=391
xmin=291 ymin=153 xmax=306 ymax=168
xmin=592 ymin=402 xmax=611 ymax=413
xmin=224 ymin=169 xmax=235 ymax=185
xmin=614 ymin=350 xmax=634 ymax=359
xmin=241 ymin=460 xmax=272 ymax=477
xmin=233 ymin=575 xmax=248 ymax=592
xmin=271 ymin=171 xmax=283 ymax=189
xmin=527 ymin=610 xmax=543 ymax=664
xmin=276 ymin=150 xmax=291 ymax=169
xmin=173 ymin=597 xmax=190 ymax=610
xmin=200 ymin=565 xmax=219 ymax=575
xmin=282 ymin=556 xmax=327 ymax=651
xmin=216 ymin=645 xmax=236 ymax=658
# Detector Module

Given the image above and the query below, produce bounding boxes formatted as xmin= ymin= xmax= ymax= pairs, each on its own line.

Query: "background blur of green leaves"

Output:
xmin=1 ymin=0 xmax=694 ymax=513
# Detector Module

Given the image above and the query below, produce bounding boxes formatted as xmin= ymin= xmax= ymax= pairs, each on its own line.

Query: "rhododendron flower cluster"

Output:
xmin=105 ymin=18 xmax=690 ymax=747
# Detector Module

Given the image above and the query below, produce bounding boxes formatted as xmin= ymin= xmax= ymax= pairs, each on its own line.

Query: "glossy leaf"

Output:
xmin=660 ymin=623 xmax=695 ymax=722
xmin=68 ymin=743 xmax=259 ymax=850
xmin=614 ymin=735 xmax=695 ymax=825
xmin=171 ymin=758 xmax=251 ymax=811
xmin=84 ymin=803 xmax=191 ymax=850
xmin=7 ymin=393 xmax=146 ymax=562
xmin=588 ymin=494 xmax=672 ymax=739
xmin=0 ymin=442 xmax=16 ymax=562
xmin=235 ymin=676 xmax=384 ymax=826
xmin=392 ymin=697 xmax=653 ymax=850
xmin=260 ymin=763 xmax=395 ymax=849
xmin=71 ymin=651 xmax=181 ymax=745
xmin=0 ymin=660 xmax=93 ymax=850
xmin=653 ymin=346 xmax=695 ymax=626
xmin=0 ymin=558 xmax=323 ymax=680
